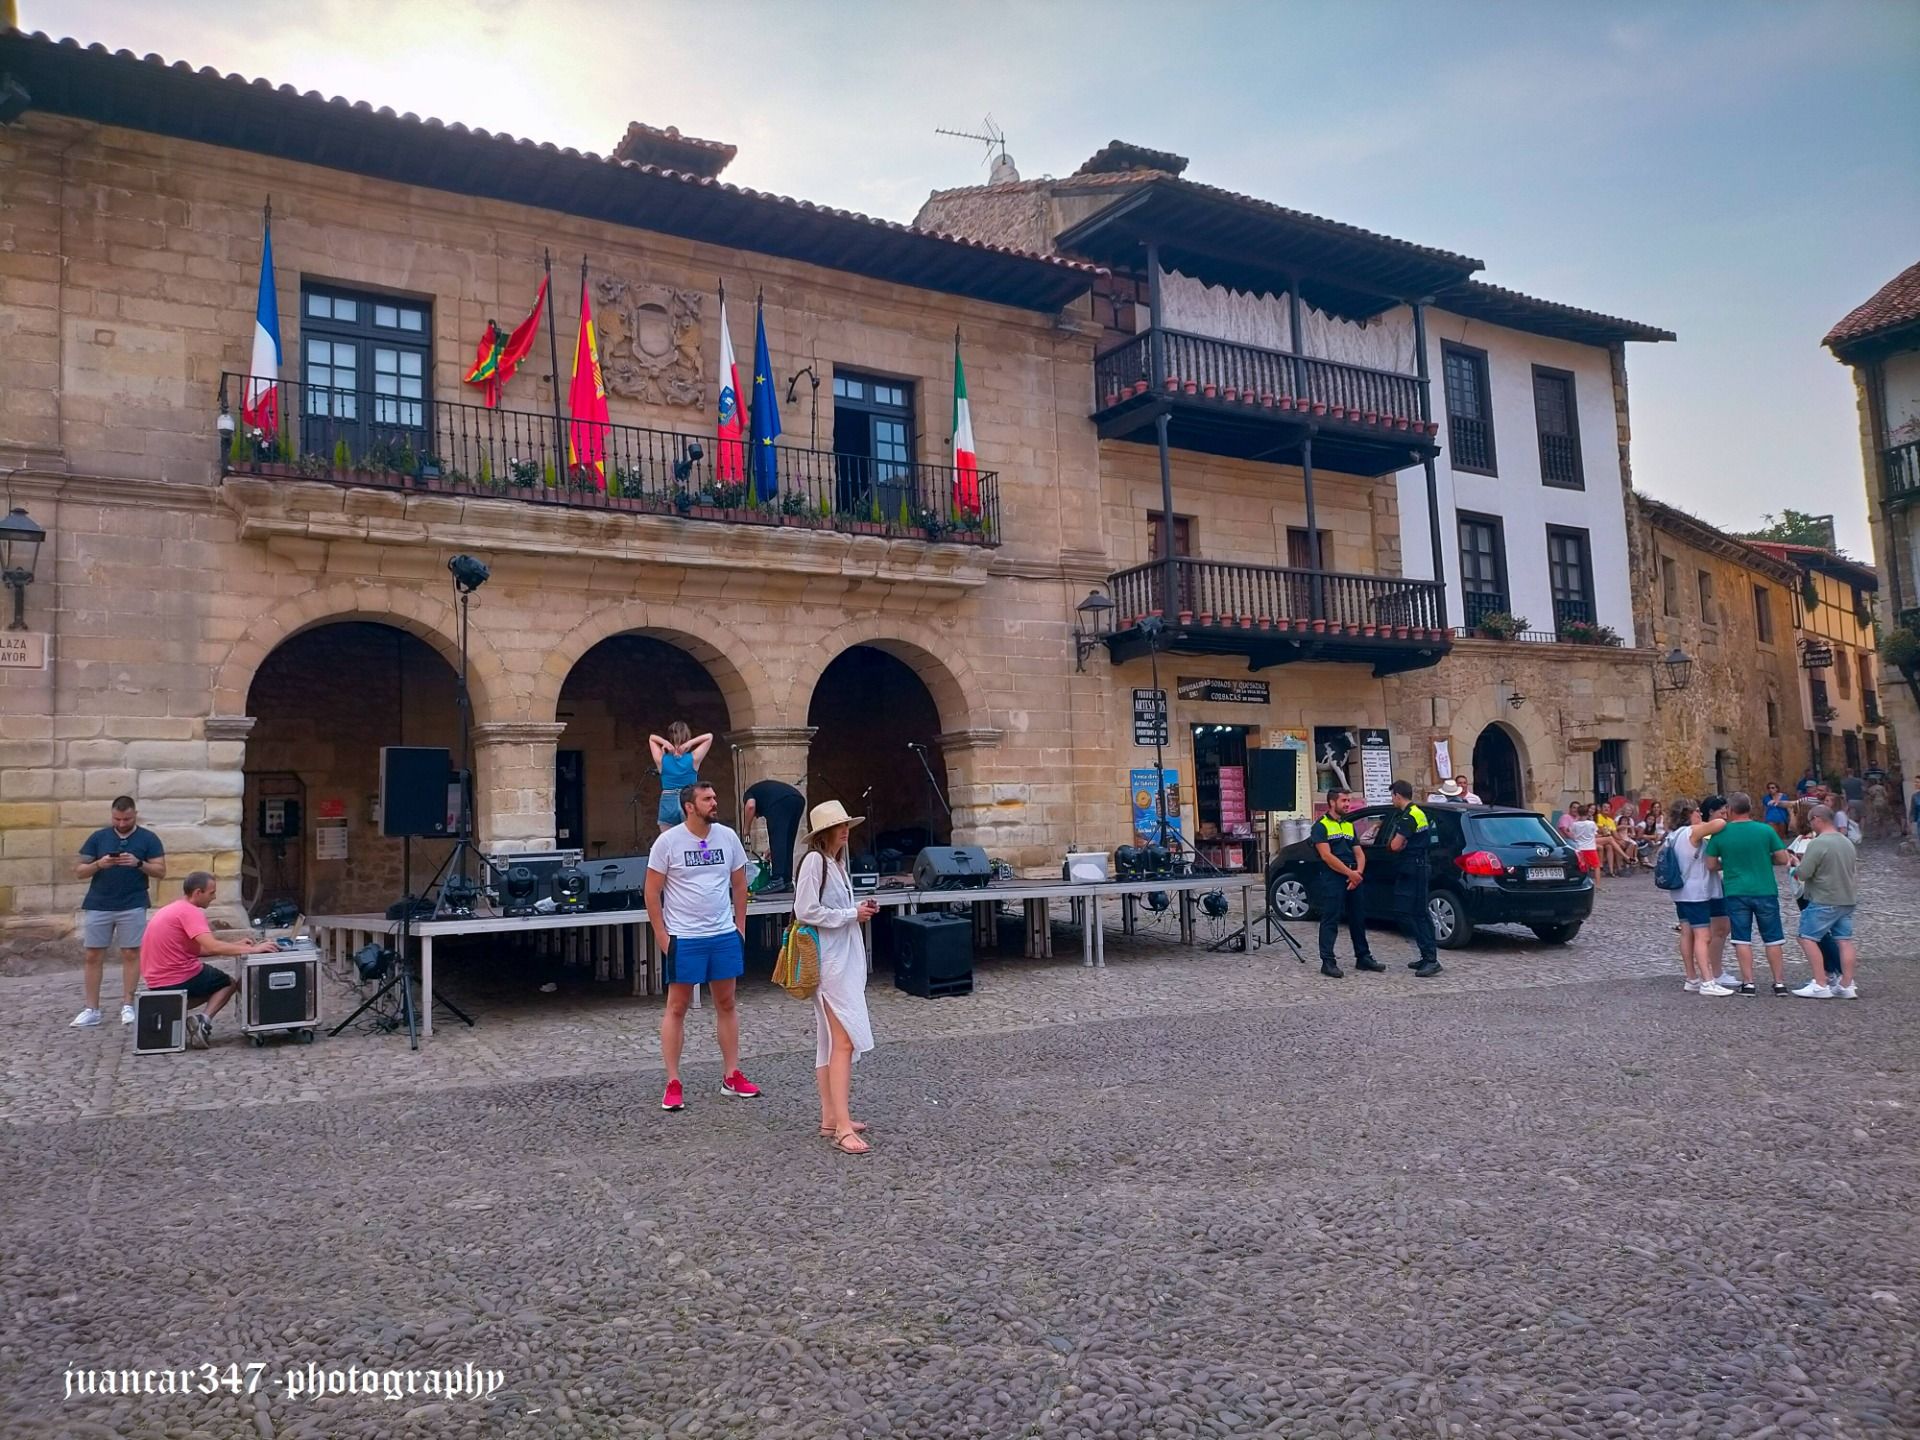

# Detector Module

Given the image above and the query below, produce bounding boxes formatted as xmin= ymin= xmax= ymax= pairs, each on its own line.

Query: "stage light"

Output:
xmin=672 ymin=440 xmax=705 ymax=483
xmin=354 ymin=941 xmax=396 ymax=982
xmin=1113 ymin=844 xmax=1143 ymax=878
xmin=1201 ymin=890 xmax=1230 ymax=918
xmin=448 ymin=554 xmax=490 ymax=594
xmin=1144 ymin=890 xmax=1171 ymax=913
xmin=502 ymin=865 xmax=540 ymax=916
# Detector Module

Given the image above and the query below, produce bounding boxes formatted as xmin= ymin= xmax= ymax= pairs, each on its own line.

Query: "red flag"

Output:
xmin=463 ymin=275 xmax=548 ymax=408
xmin=714 ymin=284 xmax=746 ymax=482
xmin=566 ymin=269 xmax=610 ymax=489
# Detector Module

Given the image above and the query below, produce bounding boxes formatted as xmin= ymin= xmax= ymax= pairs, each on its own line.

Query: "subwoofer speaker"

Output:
xmin=912 ymin=845 xmax=992 ymax=891
xmin=1247 ymin=747 xmax=1299 ymax=814
xmin=892 ymin=912 xmax=973 ymax=998
xmin=379 ymin=746 xmax=454 ymax=838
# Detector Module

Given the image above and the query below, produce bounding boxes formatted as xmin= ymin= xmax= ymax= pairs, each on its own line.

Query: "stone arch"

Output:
xmin=1448 ymin=696 xmax=1550 ymax=808
xmin=537 ymin=602 xmax=769 ymax=730
xmin=783 ymin=618 xmax=986 ymax=735
xmin=211 ymin=581 xmax=508 ymax=724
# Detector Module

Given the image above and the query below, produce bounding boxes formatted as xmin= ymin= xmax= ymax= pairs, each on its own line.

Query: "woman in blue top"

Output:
xmin=649 ymin=721 xmax=714 ymax=833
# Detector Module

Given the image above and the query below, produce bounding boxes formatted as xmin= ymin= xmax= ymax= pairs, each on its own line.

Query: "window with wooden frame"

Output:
xmin=1546 ymin=525 xmax=1595 ymax=631
xmin=1442 ymin=343 xmax=1496 ymax=475
xmin=1457 ymin=512 xmax=1509 ymax=627
xmin=1660 ymin=555 xmax=1679 ymax=617
xmin=1531 ymin=365 xmax=1583 ymax=489
xmin=299 ymin=283 xmax=431 ymax=461
xmin=1697 ymin=570 xmax=1715 ymax=625
xmin=1753 ymin=585 xmax=1774 ymax=643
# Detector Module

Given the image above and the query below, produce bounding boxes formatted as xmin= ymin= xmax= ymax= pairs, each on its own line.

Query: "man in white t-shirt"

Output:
xmin=645 ymin=781 xmax=758 ymax=1113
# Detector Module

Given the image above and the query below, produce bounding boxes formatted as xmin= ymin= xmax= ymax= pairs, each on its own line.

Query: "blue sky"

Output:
xmin=48 ymin=0 xmax=1920 ymax=554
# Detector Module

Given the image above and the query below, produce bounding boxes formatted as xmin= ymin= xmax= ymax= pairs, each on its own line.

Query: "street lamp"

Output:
xmin=1072 ymin=588 xmax=1116 ymax=671
xmin=1651 ymin=646 xmax=1693 ymax=706
xmin=0 ymin=505 xmax=46 ymax=631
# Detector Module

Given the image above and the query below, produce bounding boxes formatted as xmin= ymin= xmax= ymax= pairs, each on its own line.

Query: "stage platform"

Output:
xmin=308 ymin=872 xmax=1262 ymax=1038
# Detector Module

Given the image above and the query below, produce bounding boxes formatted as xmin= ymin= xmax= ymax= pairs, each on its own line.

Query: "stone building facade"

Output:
xmin=1630 ymin=496 xmax=1805 ymax=801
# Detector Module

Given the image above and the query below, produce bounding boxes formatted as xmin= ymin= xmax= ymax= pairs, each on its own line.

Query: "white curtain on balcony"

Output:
xmin=1299 ymin=304 xmax=1416 ymax=373
xmin=1155 ymin=270 xmax=1292 ymax=352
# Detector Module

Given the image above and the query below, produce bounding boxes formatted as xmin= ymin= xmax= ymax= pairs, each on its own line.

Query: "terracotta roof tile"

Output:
xmin=1439 ymin=279 xmax=1673 ymax=345
xmin=1073 ymin=140 xmax=1189 ymax=177
xmin=1823 ymin=260 xmax=1920 ymax=355
xmin=610 ymin=121 xmax=736 ymax=177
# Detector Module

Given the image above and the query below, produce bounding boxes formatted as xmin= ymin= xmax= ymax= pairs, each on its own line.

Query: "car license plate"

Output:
xmin=1526 ymin=866 xmax=1563 ymax=882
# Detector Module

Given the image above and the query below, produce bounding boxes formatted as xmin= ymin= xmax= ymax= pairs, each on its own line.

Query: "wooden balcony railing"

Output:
xmin=1885 ymin=439 xmax=1920 ymax=506
xmin=1094 ymin=328 xmax=1431 ymax=434
xmin=1109 ymin=557 xmax=1446 ymax=634
xmin=216 ymin=373 xmax=1000 ymax=545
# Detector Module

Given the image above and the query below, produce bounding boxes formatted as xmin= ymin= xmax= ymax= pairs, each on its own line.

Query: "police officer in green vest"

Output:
xmin=1310 ymin=788 xmax=1383 ymax=978
xmin=1388 ymin=779 xmax=1442 ymax=976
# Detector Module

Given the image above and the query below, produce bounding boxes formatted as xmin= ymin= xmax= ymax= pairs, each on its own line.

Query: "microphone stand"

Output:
xmin=908 ymin=742 xmax=950 ymax=846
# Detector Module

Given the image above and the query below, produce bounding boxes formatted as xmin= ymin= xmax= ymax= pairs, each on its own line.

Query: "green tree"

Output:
xmin=1741 ymin=509 xmax=1836 ymax=549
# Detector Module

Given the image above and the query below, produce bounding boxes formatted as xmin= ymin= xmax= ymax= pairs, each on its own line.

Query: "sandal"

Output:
xmin=818 ymin=1120 xmax=868 ymax=1137
xmin=830 ymin=1131 xmax=870 ymax=1155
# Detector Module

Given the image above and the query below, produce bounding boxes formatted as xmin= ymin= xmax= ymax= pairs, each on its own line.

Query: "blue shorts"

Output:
xmin=658 ymin=792 xmax=684 ymax=826
xmin=665 ymin=931 xmax=744 ymax=986
xmin=1708 ymin=896 xmax=1727 ymax=919
xmin=1797 ymin=903 xmax=1855 ymax=942
xmin=1674 ymin=900 xmax=1712 ymax=927
xmin=1724 ymin=894 xmax=1784 ymax=946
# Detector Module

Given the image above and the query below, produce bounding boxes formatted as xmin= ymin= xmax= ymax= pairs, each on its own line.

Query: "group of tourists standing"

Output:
xmin=1661 ymin=790 xmax=1861 ymax=999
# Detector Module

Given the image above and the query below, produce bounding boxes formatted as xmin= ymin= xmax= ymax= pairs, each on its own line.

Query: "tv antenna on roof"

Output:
xmin=935 ymin=115 xmax=1009 ymax=167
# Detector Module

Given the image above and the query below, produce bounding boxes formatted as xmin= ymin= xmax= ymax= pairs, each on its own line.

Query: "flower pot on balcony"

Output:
xmin=1133 ymin=379 xmax=1150 ymax=396
xmin=1256 ymin=615 xmax=1274 ymax=630
xmin=1164 ymin=377 xmax=1180 ymax=393
xmin=1222 ymin=387 xmax=1238 ymax=403
xmin=1274 ymin=394 xmax=1290 ymax=410
xmin=1363 ymin=410 xmax=1378 ymax=426
xmin=1311 ymin=402 xmax=1328 ymax=417
xmin=1104 ymin=389 xmax=1123 ymax=408
xmin=1202 ymin=383 xmax=1218 ymax=399
xmin=691 ymin=504 xmax=726 ymax=521
xmin=1395 ymin=624 xmax=1411 ymax=639
xmin=1183 ymin=380 xmax=1198 ymax=396
xmin=1261 ymin=392 xmax=1276 ymax=408
xmin=1244 ymin=390 xmax=1260 ymax=407
xmin=1177 ymin=610 xmax=1193 ymax=626
xmin=1197 ymin=612 xmax=1215 ymax=627
xmin=1238 ymin=614 xmax=1254 ymax=629
xmin=1395 ymin=417 xmax=1411 ymax=431
xmin=1329 ymin=405 xmax=1346 ymax=421
xmin=1361 ymin=623 xmax=1378 ymax=637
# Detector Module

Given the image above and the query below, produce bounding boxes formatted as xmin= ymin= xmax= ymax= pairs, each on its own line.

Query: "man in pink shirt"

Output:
xmin=139 ymin=872 xmax=275 ymax=1049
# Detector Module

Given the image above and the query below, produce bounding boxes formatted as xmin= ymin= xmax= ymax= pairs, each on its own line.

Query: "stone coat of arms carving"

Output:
xmin=594 ymin=276 xmax=703 ymax=407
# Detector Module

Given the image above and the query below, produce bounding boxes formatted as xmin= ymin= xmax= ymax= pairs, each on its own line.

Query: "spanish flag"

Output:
xmin=566 ymin=265 xmax=610 ymax=488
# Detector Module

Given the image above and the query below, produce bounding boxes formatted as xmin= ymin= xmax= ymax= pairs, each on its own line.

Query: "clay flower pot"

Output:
xmin=1202 ymin=383 xmax=1218 ymax=399
xmin=1183 ymin=379 xmax=1198 ymax=395
xmin=1197 ymin=612 xmax=1215 ymax=627
xmin=1311 ymin=401 xmax=1328 ymax=417
xmin=1364 ymin=410 xmax=1379 ymax=426
xmin=1178 ymin=610 xmax=1194 ymax=626
xmin=1362 ymin=623 xmax=1378 ymax=637
xmin=1330 ymin=405 xmax=1347 ymax=421
xmin=1257 ymin=615 xmax=1274 ymax=630
xmin=1133 ymin=379 xmax=1150 ymax=396
xmin=1310 ymin=618 xmax=1327 ymax=634
xmin=1164 ymin=377 xmax=1181 ymax=393
xmin=1222 ymin=387 xmax=1239 ymax=403
xmin=1395 ymin=624 xmax=1411 ymax=639
xmin=1239 ymin=614 xmax=1254 ymax=629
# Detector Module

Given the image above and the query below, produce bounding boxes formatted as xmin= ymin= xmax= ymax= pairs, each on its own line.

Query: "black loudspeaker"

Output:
xmin=134 ymin=990 xmax=188 ymax=1054
xmin=380 ymin=747 xmax=454 ymax=837
xmin=893 ymin=912 xmax=973 ymax=998
xmin=1247 ymin=748 xmax=1299 ymax=814
xmin=912 ymin=845 xmax=992 ymax=891
xmin=584 ymin=854 xmax=650 ymax=912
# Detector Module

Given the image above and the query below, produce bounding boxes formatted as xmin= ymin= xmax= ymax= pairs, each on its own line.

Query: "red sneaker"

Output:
xmin=661 ymin=1079 xmax=684 ymax=1112
xmin=720 ymin=1069 xmax=761 ymax=1099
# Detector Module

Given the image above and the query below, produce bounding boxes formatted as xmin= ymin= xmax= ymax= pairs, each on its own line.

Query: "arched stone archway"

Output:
xmin=781 ymin=619 xmax=985 ymax=737
xmin=536 ymin=603 xmax=768 ymax=732
xmin=211 ymin=582 xmax=506 ymax=726
xmin=1471 ymin=722 xmax=1526 ymax=809
xmin=1448 ymin=696 xmax=1551 ymax=810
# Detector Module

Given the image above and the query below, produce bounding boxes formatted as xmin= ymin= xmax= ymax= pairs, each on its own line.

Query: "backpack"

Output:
xmin=1652 ymin=834 xmax=1687 ymax=891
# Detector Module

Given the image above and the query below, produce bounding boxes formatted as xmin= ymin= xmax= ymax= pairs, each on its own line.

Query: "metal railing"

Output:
xmin=216 ymin=373 xmax=1000 ymax=544
xmin=1886 ymin=439 xmax=1920 ymax=505
xmin=1108 ymin=556 xmax=1446 ymax=633
xmin=1461 ymin=590 xmax=1510 ymax=627
xmin=1094 ymin=328 xmax=1428 ymax=430
xmin=1449 ymin=413 xmax=1493 ymax=471
xmin=1551 ymin=597 xmax=1595 ymax=634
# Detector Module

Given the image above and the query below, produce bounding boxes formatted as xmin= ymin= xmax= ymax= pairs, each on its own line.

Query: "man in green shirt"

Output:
xmin=1704 ymin=792 xmax=1790 ymax=996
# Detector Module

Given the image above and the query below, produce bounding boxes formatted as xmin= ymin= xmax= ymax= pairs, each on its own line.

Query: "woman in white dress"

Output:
xmin=794 ymin=800 xmax=878 ymax=1155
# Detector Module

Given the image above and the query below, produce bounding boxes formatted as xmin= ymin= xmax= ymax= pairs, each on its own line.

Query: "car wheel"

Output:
xmin=1428 ymin=889 xmax=1473 ymax=949
xmin=1268 ymin=873 xmax=1314 ymax=921
xmin=1530 ymin=922 xmax=1581 ymax=944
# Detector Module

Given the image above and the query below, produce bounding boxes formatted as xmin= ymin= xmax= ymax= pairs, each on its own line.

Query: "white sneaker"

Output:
xmin=120 ymin=1003 xmax=137 ymax=1025
xmin=69 ymin=1007 xmax=103 ymax=1028
xmin=1714 ymin=973 xmax=1742 ymax=991
xmin=1792 ymin=980 xmax=1833 ymax=998
xmin=1683 ymin=979 xmax=1702 ymax=993
xmin=1837 ymin=983 xmax=1859 ymax=999
xmin=1697 ymin=981 xmax=1734 ymax=997
xmin=185 ymin=1014 xmax=211 ymax=1050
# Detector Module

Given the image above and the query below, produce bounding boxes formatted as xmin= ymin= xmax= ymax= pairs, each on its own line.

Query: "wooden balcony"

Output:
xmin=1093 ymin=328 xmax=1439 ymax=476
xmin=1105 ymin=557 xmax=1450 ymax=677
xmin=1885 ymin=439 xmax=1920 ymax=508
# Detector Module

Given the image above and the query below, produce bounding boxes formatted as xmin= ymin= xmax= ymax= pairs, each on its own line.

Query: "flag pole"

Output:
xmin=543 ymin=249 xmax=566 ymax=474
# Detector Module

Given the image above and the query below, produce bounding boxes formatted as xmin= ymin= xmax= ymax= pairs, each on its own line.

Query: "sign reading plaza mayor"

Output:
xmin=0 ymin=632 xmax=47 ymax=669
xmin=1176 ymin=677 xmax=1271 ymax=705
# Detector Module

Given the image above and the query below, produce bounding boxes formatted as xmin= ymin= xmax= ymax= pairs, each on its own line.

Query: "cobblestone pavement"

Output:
xmin=3 ymin=850 xmax=1917 ymax=1438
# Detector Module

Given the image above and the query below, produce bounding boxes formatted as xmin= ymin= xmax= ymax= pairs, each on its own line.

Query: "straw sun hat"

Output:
xmin=802 ymin=800 xmax=865 ymax=840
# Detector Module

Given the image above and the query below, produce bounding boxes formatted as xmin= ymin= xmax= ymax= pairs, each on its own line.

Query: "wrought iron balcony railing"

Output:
xmin=216 ymin=373 xmax=1000 ymax=546
xmin=1448 ymin=413 xmax=1493 ymax=472
xmin=1461 ymin=590 xmax=1510 ymax=628
xmin=1094 ymin=329 xmax=1432 ymax=436
xmin=1539 ymin=432 xmax=1582 ymax=488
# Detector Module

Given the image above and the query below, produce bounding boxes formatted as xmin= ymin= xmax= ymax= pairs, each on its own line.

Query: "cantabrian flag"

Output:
xmin=714 ymin=283 xmax=746 ymax=482
xmin=566 ymin=267 xmax=610 ymax=488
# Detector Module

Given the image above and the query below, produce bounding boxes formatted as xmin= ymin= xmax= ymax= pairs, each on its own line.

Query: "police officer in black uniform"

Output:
xmin=1310 ymin=788 xmax=1383 ymax=978
xmin=1387 ymin=779 xmax=1442 ymax=976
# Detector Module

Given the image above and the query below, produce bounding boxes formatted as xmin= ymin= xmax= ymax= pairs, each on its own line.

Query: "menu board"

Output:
xmin=1360 ymin=729 xmax=1393 ymax=805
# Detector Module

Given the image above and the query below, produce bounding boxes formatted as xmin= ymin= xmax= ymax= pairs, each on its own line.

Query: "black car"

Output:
xmin=1264 ymin=802 xmax=1593 ymax=947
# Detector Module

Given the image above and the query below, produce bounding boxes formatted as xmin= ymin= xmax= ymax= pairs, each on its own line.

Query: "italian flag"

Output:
xmin=952 ymin=333 xmax=980 ymax=516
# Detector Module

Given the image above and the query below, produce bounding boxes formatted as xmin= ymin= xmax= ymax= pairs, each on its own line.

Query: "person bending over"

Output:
xmin=139 ymin=872 xmax=277 ymax=1049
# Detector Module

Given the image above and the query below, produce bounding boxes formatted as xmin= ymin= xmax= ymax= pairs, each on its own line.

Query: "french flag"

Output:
xmin=242 ymin=206 xmax=282 ymax=436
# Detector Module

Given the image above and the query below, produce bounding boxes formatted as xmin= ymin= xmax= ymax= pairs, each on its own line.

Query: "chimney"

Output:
xmin=988 ymin=153 xmax=1021 ymax=186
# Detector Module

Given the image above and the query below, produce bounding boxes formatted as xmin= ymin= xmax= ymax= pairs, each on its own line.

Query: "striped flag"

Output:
xmin=566 ymin=264 xmax=610 ymax=489
xmin=242 ymin=205 xmax=282 ymax=437
xmin=952 ymin=332 xmax=980 ymax=516
xmin=715 ymin=283 xmax=746 ymax=482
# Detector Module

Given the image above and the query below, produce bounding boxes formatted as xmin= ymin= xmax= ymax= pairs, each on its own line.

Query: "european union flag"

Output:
xmin=749 ymin=296 xmax=782 ymax=504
